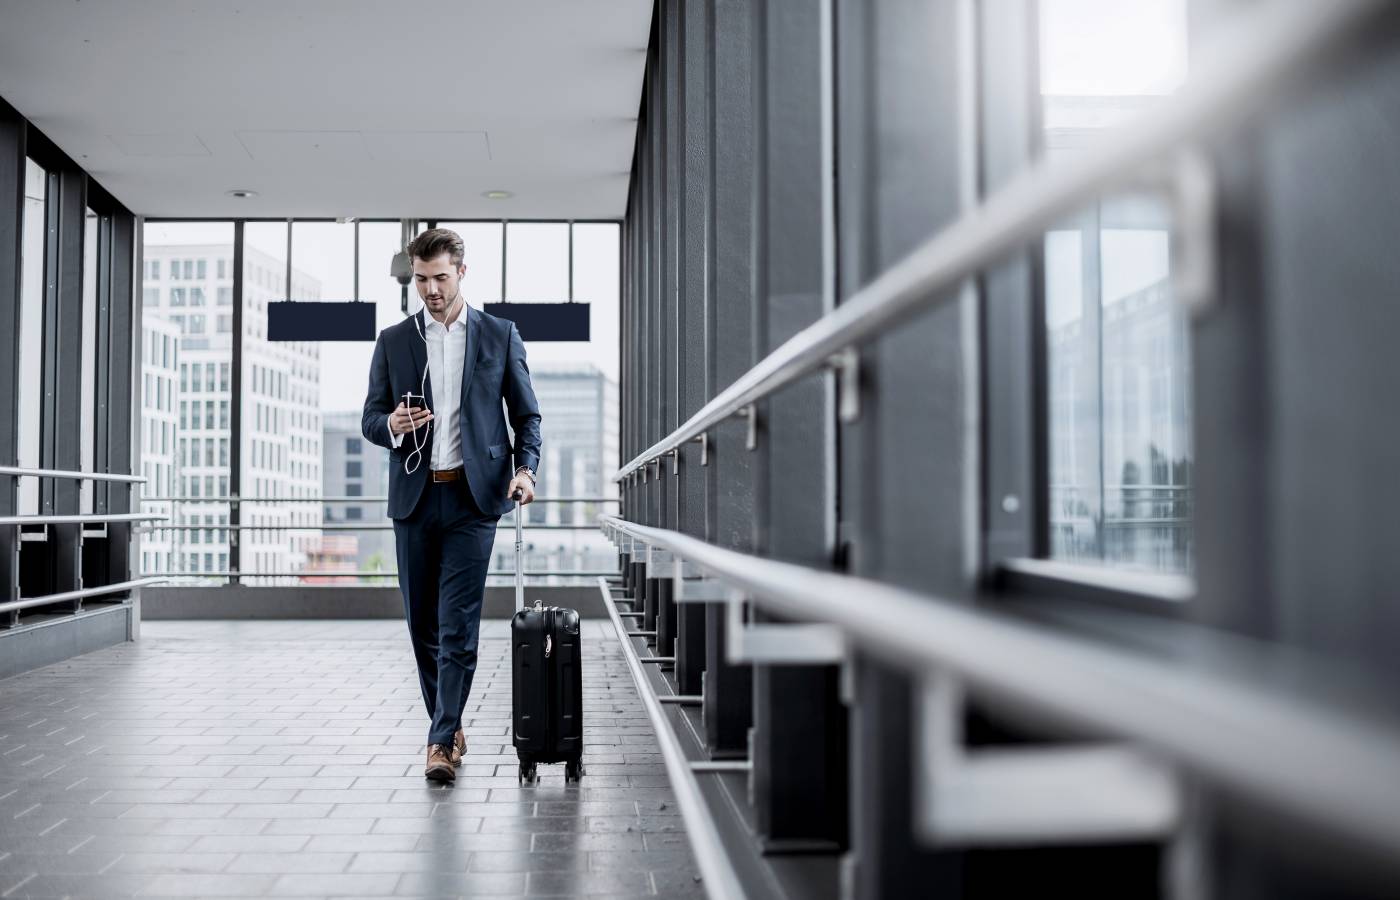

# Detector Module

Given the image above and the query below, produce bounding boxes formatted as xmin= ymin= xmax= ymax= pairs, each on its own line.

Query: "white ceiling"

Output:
xmin=0 ymin=1 xmax=650 ymax=218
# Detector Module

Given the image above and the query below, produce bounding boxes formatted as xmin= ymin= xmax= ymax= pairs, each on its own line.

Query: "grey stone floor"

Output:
xmin=0 ymin=618 xmax=702 ymax=899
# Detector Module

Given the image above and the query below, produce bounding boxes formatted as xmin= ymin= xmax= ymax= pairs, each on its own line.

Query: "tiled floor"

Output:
xmin=0 ymin=618 xmax=702 ymax=899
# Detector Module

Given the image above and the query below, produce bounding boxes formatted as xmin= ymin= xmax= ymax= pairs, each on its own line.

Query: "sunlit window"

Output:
xmin=1040 ymin=0 xmax=1194 ymax=575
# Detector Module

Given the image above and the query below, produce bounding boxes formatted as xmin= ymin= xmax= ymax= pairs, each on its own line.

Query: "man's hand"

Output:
xmin=389 ymin=402 xmax=433 ymax=435
xmin=508 ymin=470 xmax=536 ymax=505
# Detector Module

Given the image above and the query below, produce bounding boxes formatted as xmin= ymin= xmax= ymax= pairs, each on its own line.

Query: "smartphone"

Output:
xmin=404 ymin=392 xmax=426 ymax=410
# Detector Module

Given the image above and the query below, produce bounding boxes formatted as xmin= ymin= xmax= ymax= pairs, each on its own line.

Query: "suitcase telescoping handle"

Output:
xmin=512 ymin=489 xmax=524 ymax=612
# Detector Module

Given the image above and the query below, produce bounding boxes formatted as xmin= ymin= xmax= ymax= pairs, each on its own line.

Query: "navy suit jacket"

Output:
xmin=361 ymin=305 xmax=542 ymax=520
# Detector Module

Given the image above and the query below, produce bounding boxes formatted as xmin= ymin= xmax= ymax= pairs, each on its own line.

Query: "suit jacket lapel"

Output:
xmin=460 ymin=304 xmax=482 ymax=407
xmin=411 ymin=309 xmax=434 ymax=413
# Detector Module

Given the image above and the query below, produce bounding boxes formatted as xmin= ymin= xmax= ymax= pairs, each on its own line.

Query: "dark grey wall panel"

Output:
xmin=709 ymin=0 xmax=756 ymax=553
xmin=834 ymin=0 xmax=969 ymax=895
xmin=678 ymin=0 xmax=710 ymax=541
xmin=0 ymin=604 xmax=130 ymax=681
xmin=0 ymin=103 xmax=23 ymax=609
xmin=748 ymin=0 xmax=846 ymax=853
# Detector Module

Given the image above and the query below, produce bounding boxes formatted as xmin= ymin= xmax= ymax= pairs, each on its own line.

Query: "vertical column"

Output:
xmin=673 ymin=0 xmax=712 ymax=696
xmin=41 ymin=167 xmax=87 ymax=601
xmin=0 ymin=103 xmax=23 ymax=618
xmin=651 ymin=0 xmax=682 ymax=663
xmin=1191 ymin=16 xmax=1400 ymax=893
xmin=748 ymin=0 xmax=848 ymax=852
xmin=703 ymin=0 xmax=756 ymax=758
xmin=101 ymin=209 xmax=138 ymax=587
xmin=980 ymin=0 xmax=1044 ymax=566
xmin=229 ymin=221 xmax=244 ymax=584
xmin=834 ymin=0 xmax=971 ymax=895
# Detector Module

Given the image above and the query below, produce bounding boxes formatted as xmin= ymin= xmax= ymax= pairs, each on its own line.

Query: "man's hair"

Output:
xmin=406 ymin=228 xmax=465 ymax=267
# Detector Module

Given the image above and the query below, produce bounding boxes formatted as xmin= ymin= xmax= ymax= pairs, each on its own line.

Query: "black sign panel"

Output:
xmin=484 ymin=302 xmax=590 ymax=341
xmin=267 ymin=301 xmax=377 ymax=341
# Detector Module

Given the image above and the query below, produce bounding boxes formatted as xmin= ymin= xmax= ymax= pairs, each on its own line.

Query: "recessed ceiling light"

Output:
xmin=482 ymin=190 xmax=513 ymax=200
xmin=225 ymin=189 xmax=258 ymax=199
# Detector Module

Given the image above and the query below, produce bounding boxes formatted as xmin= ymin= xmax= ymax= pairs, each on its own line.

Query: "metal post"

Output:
xmin=514 ymin=497 xmax=524 ymax=612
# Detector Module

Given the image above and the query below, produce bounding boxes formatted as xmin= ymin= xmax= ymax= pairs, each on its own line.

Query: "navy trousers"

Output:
xmin=392 ymin=478 xmax=500 ymax=747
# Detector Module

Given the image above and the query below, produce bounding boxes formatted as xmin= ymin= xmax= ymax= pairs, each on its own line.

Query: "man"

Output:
xmin=361 ymin=228 xmax=541 ymax=783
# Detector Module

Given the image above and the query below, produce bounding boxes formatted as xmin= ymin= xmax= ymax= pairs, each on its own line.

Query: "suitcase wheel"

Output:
xmin=565 ymin=758 xmax=585 ymax=783
xmin=518 ymin=761 xmax=538 ymax=785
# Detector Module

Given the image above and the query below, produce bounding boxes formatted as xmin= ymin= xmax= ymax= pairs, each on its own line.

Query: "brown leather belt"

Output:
xmin=431 ymin=467 xmax=463 ymax=482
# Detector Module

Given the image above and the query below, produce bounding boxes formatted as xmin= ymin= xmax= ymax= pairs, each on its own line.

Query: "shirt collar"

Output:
xmin=421 ymin=304 xmax=468 ymax=334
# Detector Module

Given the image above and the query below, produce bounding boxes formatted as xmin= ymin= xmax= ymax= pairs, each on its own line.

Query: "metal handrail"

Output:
xmin=0 ymin=513 xmax=168 ymax=527
xmin=144 ymin=569 xmax=619 ymax=579
xmin=613 ymin=0 xmax=1390 ymax=482
xmin=0 ymin=577 xmax=167 ymax=615
xmin=140 ymin=522 xmax=597 ymax=532
xmin=597 ymin=577 xmax=747 ymax=900
xmin=600 ymin=515 xmax=1400 ymax=864
xmin=0 ymin=465 xmax=145 ymax=484
xmin=137 ymin=495 xmax=620 ymax=504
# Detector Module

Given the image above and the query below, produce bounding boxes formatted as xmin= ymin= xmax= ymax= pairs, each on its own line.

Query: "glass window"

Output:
xmin=505 ymin=222 xmax=568 ymax=301
xmin=16 ymin=160 xmax=45 ymax=514
xmin=438 ymin=222 xmax=504 ymax=303
xmin=140 ymin=222 xmax=235 ymax=581
xmin=345 ymin=437 xmax=360 ymax=455
xmin=345 ymin=460 xmax=362 ymax=479
xmin=80 ymin=210 xmax=98 ymax=513
xmin=1040 ymin=0 xmax=1193 ymax=575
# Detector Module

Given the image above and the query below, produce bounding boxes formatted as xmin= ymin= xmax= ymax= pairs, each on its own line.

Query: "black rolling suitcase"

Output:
xmin=509 ymin=497 xmax=585 ymax=784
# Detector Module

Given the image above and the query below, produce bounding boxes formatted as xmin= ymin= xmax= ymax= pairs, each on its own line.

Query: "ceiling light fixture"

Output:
xmin=482 ymin=190 xmax=513 ymax=200
xmin=225 ymin=189 xmax=258 ymax=199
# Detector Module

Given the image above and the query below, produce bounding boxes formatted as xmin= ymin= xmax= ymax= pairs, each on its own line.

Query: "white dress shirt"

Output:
xmin=389 ymin=307 xmax=467 ymax=469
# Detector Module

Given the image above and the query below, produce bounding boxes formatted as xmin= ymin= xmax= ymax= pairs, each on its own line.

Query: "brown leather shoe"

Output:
xmin=425 ymin=743 xmax=455 ymax=782
xmin=451 ymin=728 xmax=465 ymax=766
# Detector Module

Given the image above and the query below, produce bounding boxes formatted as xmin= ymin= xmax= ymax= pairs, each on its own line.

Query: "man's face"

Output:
xmin=412 ymin=252 xmax=466 ymax=316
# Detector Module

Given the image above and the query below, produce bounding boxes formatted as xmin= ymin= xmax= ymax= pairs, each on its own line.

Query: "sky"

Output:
xmin=1039 ymin=0 xmax=1188 ymax=96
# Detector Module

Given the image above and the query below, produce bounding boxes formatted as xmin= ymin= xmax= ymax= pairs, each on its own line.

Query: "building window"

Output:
xmin=345 ymin=461 xmax=362 ymax=479
xmin=1039 ymin=0 xmax=1192 ymax=575
xmin=346 ymin=483 xmax=362 ymax=497
xmin=170 ymin=287 xmax=185 ymax=306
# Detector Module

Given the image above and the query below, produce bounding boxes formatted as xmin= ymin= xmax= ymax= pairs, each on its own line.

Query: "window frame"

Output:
xmin=978 ymin=0 xmax=1196 ymax=617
